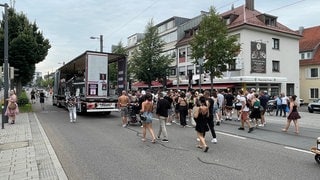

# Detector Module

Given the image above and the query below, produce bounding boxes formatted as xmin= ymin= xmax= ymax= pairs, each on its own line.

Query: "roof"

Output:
xmin=299 ymin=26 xmax=320 ymax=52
xmin=299 ymin=26 xmax=320 ymax=65
xmin=220 ymin=5 xmax=299 ymax=36
xmin=176 ymin=4 xmax=300 ymax=47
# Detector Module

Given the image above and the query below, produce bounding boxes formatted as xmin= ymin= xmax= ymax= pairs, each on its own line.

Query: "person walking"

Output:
xmin=140 ymin=93 xmax=156 ymax=143
xmin=282 ymin=95 xmax=301 ymax=134
xmin=39 ymin=90 xmax=45 ymax=110
xmin=280 ymin=93 xmax=289 ymax=117
xmin=275 ymin=95 xmax=282 ymax=116
xmin=204 ymin=90 xmax=217 ymax=143
xmin=224 ymin=89 xmax=234 ymax=121
xmin=216 ymin=90 xmax=225 ymax=125
xmin=30 ymin=89 xmax=36 ymax=104
xmin=259 ymin=91 xmax=268 ymax=126
xmin=156 ymin=92 xmax=171 ymax=142
xmin=5 ymin=90 xmax=19 ymax=124
xmin=249 ymin=93 xmax=261 ymax=127
xmin=238 ymin=90 xmax=254 ymax=133
xmin=194 ymin=96 xmax=209 ymax=152
xmin=118 ymin=90 xmax=130 ymax=127
xmin=66 ymin=94 xmax=77 ymax=123
xmin=178 ymin=91 xmax=189 ymax=127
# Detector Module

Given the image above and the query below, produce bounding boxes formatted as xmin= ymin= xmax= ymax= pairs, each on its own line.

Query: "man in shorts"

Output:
xmin=118 ymin=90 xmax=130 ymax=127
xmin=224 ymin=89 xmax=234 ymax=120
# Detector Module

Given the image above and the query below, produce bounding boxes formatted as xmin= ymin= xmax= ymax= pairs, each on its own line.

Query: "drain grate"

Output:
xmin=0 ymin=141 xmax=29 ymax=150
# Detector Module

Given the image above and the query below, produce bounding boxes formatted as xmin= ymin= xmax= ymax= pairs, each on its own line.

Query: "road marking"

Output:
xmin=284 ymin=146 xmax=313 ymax=154
xmin=216 ymin=132 xmax=247 ymax=140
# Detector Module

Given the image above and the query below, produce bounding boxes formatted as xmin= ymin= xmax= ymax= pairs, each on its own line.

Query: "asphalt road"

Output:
xmin=33 ymin=97 xmax=320 ymax=180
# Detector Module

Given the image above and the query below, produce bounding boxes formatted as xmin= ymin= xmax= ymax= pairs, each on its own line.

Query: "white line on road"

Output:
xmin=216 ymin=131 xmax=247 ymax=140
xmin=284 ymin=146 xmax=314 ymax=154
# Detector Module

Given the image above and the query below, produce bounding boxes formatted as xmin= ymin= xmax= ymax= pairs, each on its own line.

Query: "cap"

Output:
xmin=251 ymin=88 xmax=256 ymax=92
xmin=141 ymin=90 xmax=146 ymax=95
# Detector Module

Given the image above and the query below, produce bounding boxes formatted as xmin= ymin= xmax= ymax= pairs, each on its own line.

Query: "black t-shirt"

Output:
xmin=225 ymin=94 xmax=235 ymax=106
xmin=206 ymin=97 xmax=214 ymax=115
xmin=156 ymin=98 xmax=170 ymax=117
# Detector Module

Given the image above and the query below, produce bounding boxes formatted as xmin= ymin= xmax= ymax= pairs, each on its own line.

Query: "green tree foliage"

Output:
xmin=129 ymin=20 xmax=172 ymax=88
xmin=111 ymin=41 xmax=127 ymax=87
xmin=0 ymin=8 xmax=51 ymax=90
xmin=191 ymin=7 xmax=240 ymax=92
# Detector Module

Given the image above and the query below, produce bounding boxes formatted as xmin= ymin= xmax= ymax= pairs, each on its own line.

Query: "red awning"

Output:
xmin=168 ymin=83 xmax=234 ymax=90
xmin=133 ymin=80 xmax=172 ymax=88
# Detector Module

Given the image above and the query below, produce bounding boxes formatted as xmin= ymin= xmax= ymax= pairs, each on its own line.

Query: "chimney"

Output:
xmin=299 ymin=26 xmax=304 ymax=35
xmin=245 ymin=0 xmax=254 ymax=10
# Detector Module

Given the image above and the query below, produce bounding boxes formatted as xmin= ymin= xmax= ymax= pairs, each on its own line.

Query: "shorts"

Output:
xmin=240 ymin=111 xmax=249 ymax=121
xmin=120 ymin=107 xmax=129 ymax=117
xmin=225 ymin=106 xmax=233 ymax=111
xmin=235 ymin=105 xmax=242 ymax=111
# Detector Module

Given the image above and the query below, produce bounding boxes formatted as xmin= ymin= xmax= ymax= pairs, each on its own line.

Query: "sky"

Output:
xmin=4 ymin=0 xmax=320 ymax=76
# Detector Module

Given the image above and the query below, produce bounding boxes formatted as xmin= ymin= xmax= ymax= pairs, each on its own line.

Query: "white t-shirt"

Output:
xmin=281 ymin=96 xmax=289 ymax=105
xmin=239 ymin=96 xmax=249 ymax=111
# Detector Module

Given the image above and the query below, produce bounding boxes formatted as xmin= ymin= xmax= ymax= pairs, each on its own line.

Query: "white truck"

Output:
xmin=52 ymin=51 xmax=126 ymax=114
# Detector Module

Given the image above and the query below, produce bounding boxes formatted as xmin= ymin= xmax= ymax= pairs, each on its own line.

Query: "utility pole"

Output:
xmin=1 ymin=3 xmax=9 ymax=128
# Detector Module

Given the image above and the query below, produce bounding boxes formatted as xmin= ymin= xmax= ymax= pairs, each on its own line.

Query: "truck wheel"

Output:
xmin=315 ymin=154 xmax=320 ymax=164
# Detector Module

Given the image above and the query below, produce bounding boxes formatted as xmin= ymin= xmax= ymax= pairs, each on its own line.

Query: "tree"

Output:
xmin=191 ymin=7 xmax=240 ymax=92
xmin=129 ymin=19 xmax=172 ymax=89
xmin=0 ymin=8 xmax=51 ymax=94
xmin=111 ymin=41 xmax=127 ymax=87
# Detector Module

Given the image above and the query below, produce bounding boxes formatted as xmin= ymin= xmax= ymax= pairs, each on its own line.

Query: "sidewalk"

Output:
xmin=0 ymin=112 xmax=68 ymax=180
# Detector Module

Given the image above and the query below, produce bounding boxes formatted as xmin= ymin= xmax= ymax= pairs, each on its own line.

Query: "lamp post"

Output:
xmin=90 ymin=35 xmax=103 ymax=52
xmin=1 ymin=3 xmax=9 ymax=128
xmin=198 ymin=58 xmax=204 ymax=92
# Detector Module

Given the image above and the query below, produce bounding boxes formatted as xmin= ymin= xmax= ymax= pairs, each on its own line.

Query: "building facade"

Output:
xmin=299 ymin=26 xmax=320 ymax=103
xmin=127 ymin=0 xmax=301 ymax=98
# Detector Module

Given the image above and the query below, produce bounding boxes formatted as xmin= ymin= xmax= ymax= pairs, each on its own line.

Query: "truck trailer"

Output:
xmin=52 ymin=51 xmax=126 ymax=114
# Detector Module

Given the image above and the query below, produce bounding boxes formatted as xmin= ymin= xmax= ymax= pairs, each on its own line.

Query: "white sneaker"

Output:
xmin=122 ymin=124 xmax=127 ymax=128
xmin=258 ymin=124 xmax=264 ymax=127
xmin=211 ymin=138 xmax=217 ymax=144
xmin=166 ymin=122 xmax=172 ymax=126
xmin=196 ymin=138 xmax=200 ymax=142
xmin=70 ymin=120 xmax=73 ymax=123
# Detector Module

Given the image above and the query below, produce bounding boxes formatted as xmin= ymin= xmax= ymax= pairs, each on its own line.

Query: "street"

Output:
xmin=32 ymin=96 xmax=319 ymax=180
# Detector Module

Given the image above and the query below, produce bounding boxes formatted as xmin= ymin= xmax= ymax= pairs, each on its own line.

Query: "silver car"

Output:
xmin=308 ymin=99 xmax=320 ymax=113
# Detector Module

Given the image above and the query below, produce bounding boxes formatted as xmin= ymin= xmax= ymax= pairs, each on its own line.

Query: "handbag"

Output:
xmin=285 ymin=106 xmax=290 ymax=112
xmin=140 ymin=114 xmax=146 ymax=121
xmin=8 ymin=103 xmax=17 ymax=110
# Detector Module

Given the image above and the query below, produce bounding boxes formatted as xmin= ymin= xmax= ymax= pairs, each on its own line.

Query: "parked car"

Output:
xmin=308 ymin=99 xmax=320 ymax=113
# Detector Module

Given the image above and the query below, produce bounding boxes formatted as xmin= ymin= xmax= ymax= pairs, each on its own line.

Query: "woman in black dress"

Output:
xmin=194 ymin=96 xmax=209 ymax=152
xmin=282 ymin=95 xmax=301 ymax=134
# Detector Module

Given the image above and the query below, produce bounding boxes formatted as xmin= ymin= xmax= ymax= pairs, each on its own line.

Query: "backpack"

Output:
xmin=243 ymin=96 xmax=251 ymax=108
xmin=213 ymin=98 xmax=219 ymax=109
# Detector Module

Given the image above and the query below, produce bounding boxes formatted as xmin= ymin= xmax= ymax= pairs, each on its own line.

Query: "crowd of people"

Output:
xmin=118 ymin=87 xmax=301 ymax=152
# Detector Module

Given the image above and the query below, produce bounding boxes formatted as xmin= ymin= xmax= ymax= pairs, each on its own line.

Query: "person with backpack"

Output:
xmin=249 ymin=93 xmax=261 ymax=127
xmin=204 ymin=90 xmax=217 ymax=143
xmin=238 ymin=90 xmax=254 ymax=133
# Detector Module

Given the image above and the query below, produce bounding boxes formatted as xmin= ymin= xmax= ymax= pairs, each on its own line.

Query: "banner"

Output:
xmin=251 ymin=42 xmax=266 ymax=73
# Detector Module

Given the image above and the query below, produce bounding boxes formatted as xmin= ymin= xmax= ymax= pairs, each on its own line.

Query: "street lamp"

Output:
xmin=198 ymin=58 xmax=204 ymax=92
xmin=1 ymin=3 xmax=9 ymax=128
xmin=90 ymin=35 xmax=103 ymax=52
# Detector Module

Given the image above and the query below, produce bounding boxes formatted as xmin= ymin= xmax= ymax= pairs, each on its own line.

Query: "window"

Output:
xmin=310 ymin=68 xmax=319 ymax=78
xmin=170 ymin=68 xmax=176 ymax=76
xmin=301 ymin=53 xmax=305 ymax=60
xmin=228 ymin=59 xmax=236 ymax=71
xmin=273 ymin=38 xmax=279 ymax=49
xmin=178 ymin=48 xmax=186 ymax=63
xmin=310 ymin=88 xmax=319 ymax=99
xmin=272 ymin=61 xmax=280 ymax=72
